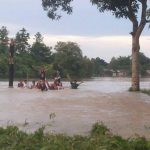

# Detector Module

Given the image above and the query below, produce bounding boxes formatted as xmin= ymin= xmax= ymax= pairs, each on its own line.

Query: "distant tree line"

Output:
xmin=0 ymin=26 xmax=150 ymax=79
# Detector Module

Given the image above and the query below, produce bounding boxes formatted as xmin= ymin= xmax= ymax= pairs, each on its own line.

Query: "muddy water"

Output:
xmin=0 ymin=77 xmax=150 ymax=138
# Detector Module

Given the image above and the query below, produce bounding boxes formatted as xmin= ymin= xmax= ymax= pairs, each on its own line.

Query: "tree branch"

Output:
xmin=139 ymin=0 xmax=147 ymax=24
xmin=127 ymin=0 xmax=138 ymax=35
xmin=136 ymin=0 xmax=147 ymax=37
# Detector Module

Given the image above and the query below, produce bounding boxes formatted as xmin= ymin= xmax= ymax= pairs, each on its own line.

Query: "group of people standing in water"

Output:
xmin=18 ymin=67 xmax=63 ymax=91
xmin=18 ymin=67 xmax=83 ymax=91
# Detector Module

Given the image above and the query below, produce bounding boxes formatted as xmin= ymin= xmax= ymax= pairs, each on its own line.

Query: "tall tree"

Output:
xmin=42 ymin=0 xmax=150 ymax=91
xmin=15 ymin=28 xmax=30 ymax=54
xmin=91 ymin=0 xmax=150 ymax=91
xmin=109 ymin=56 xmax=131 ymax=71
xmin=34 ymin=32 xmax=44 ymax=43
xmin=0 ymin=26 xmax=9 ymax=54
xmin=92 ymin=57 xmax=108 ymax=76
xmin=31 ymin=32 xmax=52 ymax=64
xmin=54 ymin=41 xmax=83 ymax=77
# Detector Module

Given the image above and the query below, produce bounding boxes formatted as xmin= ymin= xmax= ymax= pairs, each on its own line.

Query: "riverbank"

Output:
xmin=0 ymin=123 xmax=150 ymax=150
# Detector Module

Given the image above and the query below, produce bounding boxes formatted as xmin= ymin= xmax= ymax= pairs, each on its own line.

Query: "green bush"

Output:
xmin=141 ymin=89 xmax=150 ymax=96
xmin=0 ymin=123 xmax=150 ymax=150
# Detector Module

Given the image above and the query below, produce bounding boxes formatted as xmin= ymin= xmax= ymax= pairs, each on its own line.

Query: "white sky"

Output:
xmin=0 ymin=0 xmax=150 ymax=62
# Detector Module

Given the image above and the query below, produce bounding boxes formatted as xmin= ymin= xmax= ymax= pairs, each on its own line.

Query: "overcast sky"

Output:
xmin=0 ymin=0 xmax=150 ymax=62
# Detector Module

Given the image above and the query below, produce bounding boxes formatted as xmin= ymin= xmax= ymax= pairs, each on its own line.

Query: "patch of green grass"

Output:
xmin=129 ymin=88 xmax=150 ymax=96
xmin=141 ymin=89 xmax=150 ymax=96
xmin=0 ymin=123 xmax=150 ymax=150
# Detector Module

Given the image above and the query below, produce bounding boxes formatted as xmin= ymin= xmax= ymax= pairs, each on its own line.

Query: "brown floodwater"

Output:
xmin=0 ymin=77 xmax=150 ymax=138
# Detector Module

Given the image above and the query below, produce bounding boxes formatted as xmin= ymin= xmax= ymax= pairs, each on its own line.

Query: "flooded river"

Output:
xmin=0 ymin=77 xmax=150 ymax=138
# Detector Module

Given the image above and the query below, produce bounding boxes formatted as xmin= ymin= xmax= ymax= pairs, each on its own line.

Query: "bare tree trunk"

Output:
xmin=8 ymin=55 xmax=14 ymax=88
xmin=128 ymin=0 xmax=147 ymax=91
xmin=9 ymin=64 xmax=14 ymax=88
xmin=131 ymin=36 xmax=140 ymax=91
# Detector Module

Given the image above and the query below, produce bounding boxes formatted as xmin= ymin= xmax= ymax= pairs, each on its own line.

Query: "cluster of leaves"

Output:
xmin=42 ymin=0 xmax=73 ymax=20
xmin=91 ymin=0 xmax=139 ymax=19
xmin=0 ymin=123 xmax=150 ymax=150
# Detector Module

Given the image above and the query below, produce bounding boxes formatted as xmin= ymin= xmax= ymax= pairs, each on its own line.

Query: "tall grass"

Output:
xmin=141 ymin=89 xmax=150 ymax=96
xmin=0 ymin=123 xmax=150 ymax=149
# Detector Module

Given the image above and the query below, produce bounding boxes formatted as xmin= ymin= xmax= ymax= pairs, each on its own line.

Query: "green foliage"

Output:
xmin=91 ymin=0 xmax=139 ymax=19
xmin=82 ymin=56 xmax=94 ymax=77
xmin=41 ymin=0 xmax=150 ymax=91
xmin=31 ymin=42 xmax=52 ymax=64
xmin=91 ymin=122 xmax=110 ymax=136
xmin=41 ymin=0 xmax=146 ymax=22
xmin=0 ymin=123 xmax=150 ymax=150
xmin=141 ymin=89 xmax=150 ymax=96
xmin=0 ymin=26 xmax=9 ymax=54
xmin=0 ymin=26 xmax=9 ymax=43
xmin=129 ymin=137 xmax=150 ymax=150
xmin=1 ymin=26 xmax=150 ymax=79
xmin=34 ymin=32 xmax=43 ymax=43
xmin=15 ymin=53 xmax=37 ymax=78
xmin=91 ymin=57 xmax=108 ymax=76
xmin=0 ymin=53 xmax=8 ymax=78
xmin=15 ymin=28 xmax=30 ymax=54
xmin=54 ymin=41 xmax=84 ymax=78
xmin=109 ymin=56 xmax=131 ymax=76
xmin=139 ymin=53 xmax=150 ymax=76
xmin=109 ymin=53 xmax=150 ymax=77
xmin=31 ymin=32 xmax=53 ymax=65
xmin=42 ymin=0 xmax=73 ymax=20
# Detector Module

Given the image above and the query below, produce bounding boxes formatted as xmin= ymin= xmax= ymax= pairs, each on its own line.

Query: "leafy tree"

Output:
xmin=15 ymin=53 xmax=35 ymax=78
xmin=31 ymin=32 xmax=52 ymax=64
xmin=91 ymin=57 xmax=108 ymax=76
xmin=109 ymin=53 xmax=150 ymax=76
xmin=139 ymin=52 xmax=150 ymax=76
xmin=34 ymin=32 xmax=43 ymax=43
xmin=42 ymin=0 xmax=150 ymax=91
xmin=82 ymin=56 xmax=94 ymax=77
xmin=109 ymin=56 xmax=131 ymax=70
xmin=54 ymin=41 xmax=83 ymax=78
xmin=15 ymin=28 xmax=30 ymax=54
xmin=0 ymin=26 xmax=9 ymax=54
xmin=0 ymin=53 xmax=8 ymax=78
xmin=91 ymin=0 xmax=150 ymax=90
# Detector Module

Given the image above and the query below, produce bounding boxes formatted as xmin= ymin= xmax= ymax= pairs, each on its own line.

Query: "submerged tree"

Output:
xmin=42 ymin=0 xmax=150 ymax=91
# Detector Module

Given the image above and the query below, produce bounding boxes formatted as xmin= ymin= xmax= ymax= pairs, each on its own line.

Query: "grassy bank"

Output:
xmin=141 ymin=89 xmax=150 ymax=96
xmin=0 ymin=123 xmax=150 ymax=150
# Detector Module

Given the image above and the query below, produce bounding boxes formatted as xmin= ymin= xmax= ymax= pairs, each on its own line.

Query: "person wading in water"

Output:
xmin=39 ymin=67 xmax=46 ymax=81
xmin=70 ymin=80 xmax=83 ymax=89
